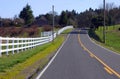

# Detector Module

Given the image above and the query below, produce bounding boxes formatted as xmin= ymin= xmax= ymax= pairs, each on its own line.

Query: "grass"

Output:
xmin=0 ymin=35 xmax=64 ymax=79
xmin=61 ymin=28 xmax=73 ymax=34
xmin=89 ymin=25 xmax=120 ymax=54
xmin=0 ymin=28 xmax=73 ymax=79
xmin=0 ymin=43 xmax=50 ymax=71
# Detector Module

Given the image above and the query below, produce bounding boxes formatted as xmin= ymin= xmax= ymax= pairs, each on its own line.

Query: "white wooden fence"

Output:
xmin=0 ymin=26 xmax=73 ymax=56
xmin=41 ymin=31 xmax=53 ymax=37
xmin=57 ymin=26 xmax=73 ymax=35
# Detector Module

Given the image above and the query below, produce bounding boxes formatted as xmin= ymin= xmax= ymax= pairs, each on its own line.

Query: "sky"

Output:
xmin=0 ymin=0 xmax=120 ymax=18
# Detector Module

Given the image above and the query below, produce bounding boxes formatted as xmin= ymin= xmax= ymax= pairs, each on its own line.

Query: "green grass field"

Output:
xmin=89 ymin=25 xmax=120 ymax=54
xmin=61 ymin=28 xmax=73 ymax=34
xmin=0 ymin=28 xmax=72 ymax=79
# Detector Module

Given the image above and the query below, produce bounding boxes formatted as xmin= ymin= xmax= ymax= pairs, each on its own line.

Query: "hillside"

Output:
xmin=89 ymin=25 xmax=120 ymax=54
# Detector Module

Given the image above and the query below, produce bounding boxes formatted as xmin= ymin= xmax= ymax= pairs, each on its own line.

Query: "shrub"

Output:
xmin=13 ymin=18 xmax=25 ymax=27
xmin=42 ymin=25 xmax=52 ymax=31
xmin=25 ymin=26 xmax=39 ymax=37
xmin=0 ymin=26 xmax=39 ymax=37
xmin=55 ymin=25 xmax=61 ymax=28
xmin=9 ymin=27 xmax=22 ymax=37
xmin=118 ymin=28 xmax=120 ymax=31
xmin=2 ymin=19 xmax=12 ymax=27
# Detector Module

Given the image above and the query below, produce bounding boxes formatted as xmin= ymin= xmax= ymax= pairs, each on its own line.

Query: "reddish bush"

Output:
xmin=42 ymin=25 xmax=52 ymax=31
xmin=9 ymin=27 xmax=22 ymax=37
xmin=0 ymin=26 xmax=39 ymax=37
xmin=2 ymin=19 xmax=12 ymax=27
xmin=0 ymin=27 xmax=5 ymax=36
xmin=24 ymin=26 xmax=39 ymax=37
xmin=26 ymin=28 xmax=35 ymax=36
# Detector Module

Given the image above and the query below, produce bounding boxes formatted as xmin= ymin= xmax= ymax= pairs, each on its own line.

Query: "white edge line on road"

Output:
xmin=36 ymin=34 xmax=70 ymax=79
xmin=86 ymin=33 xmax=120 ymax=56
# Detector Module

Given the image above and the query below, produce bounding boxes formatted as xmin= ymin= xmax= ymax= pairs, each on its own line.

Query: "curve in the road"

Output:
xmin=36 ymin=30 xmax=120 ymax=79
xmin=78 ymin=31 xmax=120 ymax=78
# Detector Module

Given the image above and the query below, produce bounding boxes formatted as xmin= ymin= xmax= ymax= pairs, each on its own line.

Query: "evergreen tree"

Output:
xmin=45 ymin=13 xmax=53 ymax=25
xmin=59 ymin=11 xmax=68 ymax=26
xmin=91 ymin=16 xmax=103 ymax=29
xmin=19 ymin=4 xmax=34 ymax=25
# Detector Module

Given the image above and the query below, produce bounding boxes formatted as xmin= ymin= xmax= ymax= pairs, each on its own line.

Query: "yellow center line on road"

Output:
xmin=90 ymin=53 xmax=94 ymax=58
xmin=104 ymin=67 xmax=113 ymax=75
xmin=78 ymin=33 xmax=120 ymax=78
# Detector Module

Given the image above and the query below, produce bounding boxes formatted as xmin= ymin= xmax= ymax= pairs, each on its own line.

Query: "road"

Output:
xmin=36 ymin=29 xmax=120 ymax=79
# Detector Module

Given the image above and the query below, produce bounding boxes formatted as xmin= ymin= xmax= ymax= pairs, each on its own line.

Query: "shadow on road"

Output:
xmin=88 ymin=29 xmax=102 ymax=42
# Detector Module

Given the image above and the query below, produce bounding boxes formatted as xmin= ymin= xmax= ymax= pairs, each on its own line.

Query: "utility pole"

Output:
xmin=103 ymin=0 xmax=106 ymax=43
xmin=52 ymin=5 xmax=55 ymax=42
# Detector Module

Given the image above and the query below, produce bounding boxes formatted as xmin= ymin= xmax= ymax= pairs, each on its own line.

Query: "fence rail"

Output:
xmin=0 ymin=26 xmax=73 ymax=56
xmin=57 ymin=26 xmax=73 ymax=35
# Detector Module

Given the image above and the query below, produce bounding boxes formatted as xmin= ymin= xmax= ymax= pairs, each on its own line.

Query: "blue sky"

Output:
xmin=0 ymin=0 xmax=120 ymax=18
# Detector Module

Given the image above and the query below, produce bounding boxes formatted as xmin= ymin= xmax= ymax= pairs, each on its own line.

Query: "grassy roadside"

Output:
xmin=0 ymin=29 xmax=72 ymax=79
xmin=61 ymin=28 xmax=73 ymax=34
xmin=88 ymin=25 xmax=120 ymax=54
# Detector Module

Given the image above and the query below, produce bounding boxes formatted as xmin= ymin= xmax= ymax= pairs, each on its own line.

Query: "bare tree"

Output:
xmin=106 ymin=3 xmax=116 ymax=12
xmin=99 ymin=2 xmax=116 ymax=11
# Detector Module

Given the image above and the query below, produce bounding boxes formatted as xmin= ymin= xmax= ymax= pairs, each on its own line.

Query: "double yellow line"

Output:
xmin=78 ymin=33 xmax=120 ymax=78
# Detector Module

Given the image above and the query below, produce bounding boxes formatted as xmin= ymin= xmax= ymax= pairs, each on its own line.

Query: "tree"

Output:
xmin=45 ymin=13 xmax=53 ymax=25
xmin=0 ymin=17 xmax=2 ymax=27
xmin=2 ymin=18 xmax=12 ymax=27
xmin=91 ymin=16 xmax=103 ymax=29
xmin=19 ymin=4 xmax=34 ymax=25
xmin=13 ymin=18 xmax=25 ymax=27
xmin=59 ymin=11 xmax=68 ymax=26
xmin=77 ymin=8 xmax=95 ymax=28
xmin=66 ymin=10 xmax=78 ymax=27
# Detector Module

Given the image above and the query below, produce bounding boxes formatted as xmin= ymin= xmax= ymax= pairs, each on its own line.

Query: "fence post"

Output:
xmin=17 ymin=38 xmax=19 ymax=53
xmin=33 ymin=38 xmax=34 ymax=48
xmin=12 ymin=38 xmax=14 ymax=54
xmin=12 ymin=37 xmax=15 ymax=54
xmin=29 ymin=38 xmax=31 ymax=49
xmin=25 ymin=39 xmax=27 ymax=50
xmin=34 ymin=38 xmax=36 ymax=47
xmin=6 ymin=37 xmax=9 ymax=55
xmin=30 ymin=38 xmax=32 ymax=49
xmin=21 ymin=38 xmax=23 ymax=51
xmin=0 ymin=37 xmax=2 ymax=56
xmin=29 ymin=38 xmax=32 ymax=49
xmin=31 ymin=38 xmax=32 ymax=49
xmin=49 ymin=36 xmax=51 ymax=42
xmin=31 ymin=38 xmax=33 ymax=48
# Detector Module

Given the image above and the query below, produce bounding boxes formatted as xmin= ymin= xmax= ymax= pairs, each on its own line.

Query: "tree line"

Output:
xmin=0 ymin=3 xmax=120 ymax=29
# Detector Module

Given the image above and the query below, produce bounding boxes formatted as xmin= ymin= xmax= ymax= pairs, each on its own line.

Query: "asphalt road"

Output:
xmin=36 ymin=29 xmax=120 ymax=79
